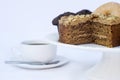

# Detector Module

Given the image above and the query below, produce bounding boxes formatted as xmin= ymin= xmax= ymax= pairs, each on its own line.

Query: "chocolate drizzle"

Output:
xmin=76 ymin=9 xmax=92 ymax=15
xmin=52 ymin=12 xmax=75 ymax=25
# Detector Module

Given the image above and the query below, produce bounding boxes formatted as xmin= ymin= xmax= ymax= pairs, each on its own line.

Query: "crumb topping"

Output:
xmin=59 ymin=14 xmax=92 ymax=26
xmin=92 ymin=14 xmax=120 ymax=25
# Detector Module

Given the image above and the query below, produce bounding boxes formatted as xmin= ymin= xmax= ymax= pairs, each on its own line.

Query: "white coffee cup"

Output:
xmin=13 ymin=40 xmax=57 ymax=63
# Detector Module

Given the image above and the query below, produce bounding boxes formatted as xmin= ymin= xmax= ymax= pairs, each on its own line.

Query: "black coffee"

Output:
xmin=22 ymin=42 xmax=48 ymax=45
xmin=27 ymin=43 xmax=48 ymax=45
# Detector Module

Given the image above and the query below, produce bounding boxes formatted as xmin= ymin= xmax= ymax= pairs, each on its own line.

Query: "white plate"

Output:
xmin=10 ymin=56 xmax=69 ymax=69
xmin=45 ymin=33 xmax=120 ymax=52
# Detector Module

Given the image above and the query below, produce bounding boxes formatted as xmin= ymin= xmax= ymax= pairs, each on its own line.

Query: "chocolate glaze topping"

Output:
xmin=52 ymin=12 xmax=75 ymax=25
xmin=76 ymin=9 xmax=92 ymax=15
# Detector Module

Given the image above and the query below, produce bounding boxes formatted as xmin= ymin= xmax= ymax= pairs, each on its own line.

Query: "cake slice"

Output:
xmin=58 ymin=10 xmax=93 ymax=44
xmin=92 ymin=2 xmax=120 ymax=47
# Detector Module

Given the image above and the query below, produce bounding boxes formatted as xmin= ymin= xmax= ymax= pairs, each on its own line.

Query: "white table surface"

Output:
xmin=0 ymin=39 xmax=102 ymax=80
xmin=0 ymin=0 xmax=119 ymax=80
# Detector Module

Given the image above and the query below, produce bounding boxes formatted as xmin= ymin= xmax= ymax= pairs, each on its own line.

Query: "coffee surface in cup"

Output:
xmin=26 ymin=43 xmax=48 ymax=45
xmin=22 ymin=42 xmax=48 ymax=45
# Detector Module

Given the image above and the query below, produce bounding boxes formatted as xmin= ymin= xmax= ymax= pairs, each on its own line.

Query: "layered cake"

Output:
xmin=52 ymin=10 xmax=93 ymax=44
xmin=52 ymin=2 xmax=120 ymax=47
xmin=92 ymin=2 xmax=120 ymax=47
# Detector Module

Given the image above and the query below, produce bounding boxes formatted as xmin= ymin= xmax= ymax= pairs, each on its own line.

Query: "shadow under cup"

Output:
xmin=16 ymin=41 xmax=57 ymax=63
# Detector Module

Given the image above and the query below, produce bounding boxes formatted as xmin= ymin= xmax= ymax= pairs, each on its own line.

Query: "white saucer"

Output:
xmin=10 ymin=56 xmax=69 ymax=69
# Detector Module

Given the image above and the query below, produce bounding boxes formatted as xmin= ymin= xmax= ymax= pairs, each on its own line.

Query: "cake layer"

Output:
xmin=59 ymin=34 xmax=92 ymax=44
xmin=58 ymin=21 xmax=93 ymax=44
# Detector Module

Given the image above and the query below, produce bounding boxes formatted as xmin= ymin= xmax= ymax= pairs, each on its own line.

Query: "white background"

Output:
xmin=0 ymin=0 xmax=120 ymax=80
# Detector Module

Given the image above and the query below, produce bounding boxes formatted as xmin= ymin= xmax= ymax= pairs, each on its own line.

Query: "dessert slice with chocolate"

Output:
xmin=57 ymin=10 xmax=93 ymax=44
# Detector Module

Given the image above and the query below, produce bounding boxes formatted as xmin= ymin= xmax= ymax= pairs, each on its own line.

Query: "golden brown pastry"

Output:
xmin=93 ymin=2 xmax=120 ymax=18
